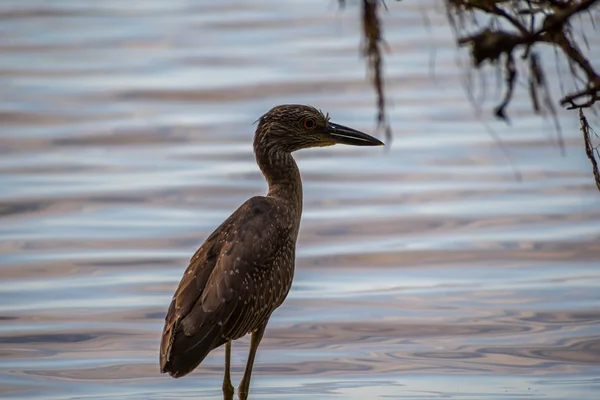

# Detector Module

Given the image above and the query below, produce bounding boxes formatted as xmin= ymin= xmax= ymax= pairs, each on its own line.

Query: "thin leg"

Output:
xmin=222 ymin=341 xmax=234 ymax=400
xmin=238 ymin=321 xmax=268 ymax=400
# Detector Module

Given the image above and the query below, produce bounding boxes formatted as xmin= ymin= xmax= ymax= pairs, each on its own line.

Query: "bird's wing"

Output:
xmin=160 ymin=196 xmax=286 ymax=376
xmin=159 ymin=216 xmax=224 ymax=376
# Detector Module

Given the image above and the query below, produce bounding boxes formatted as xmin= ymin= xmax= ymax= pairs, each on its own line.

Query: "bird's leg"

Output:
xmin=222 ymin=340 xmax=234 ymax=400
xmin=238 ymin=321 xmax=268 ymax=400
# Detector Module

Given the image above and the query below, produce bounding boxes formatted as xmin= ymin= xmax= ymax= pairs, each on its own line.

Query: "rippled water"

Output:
xmin=1 ymin=1 xmax=600 ymax=399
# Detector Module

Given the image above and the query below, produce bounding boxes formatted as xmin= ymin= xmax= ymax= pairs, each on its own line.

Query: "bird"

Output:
xmin=160 ymin=104 xmax=383 ymax=400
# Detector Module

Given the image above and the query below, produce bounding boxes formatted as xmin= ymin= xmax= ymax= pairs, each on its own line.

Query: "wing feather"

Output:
xmin=160 ymin=196 xmax=289 ymax=377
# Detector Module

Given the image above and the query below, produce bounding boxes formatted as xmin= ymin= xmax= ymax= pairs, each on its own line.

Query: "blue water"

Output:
xmin=1 ymin=0 xmax=599 ymax=399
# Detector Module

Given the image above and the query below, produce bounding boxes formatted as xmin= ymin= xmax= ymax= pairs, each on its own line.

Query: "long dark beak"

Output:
xmin=326 ymin=122 xmax=384 ymax=146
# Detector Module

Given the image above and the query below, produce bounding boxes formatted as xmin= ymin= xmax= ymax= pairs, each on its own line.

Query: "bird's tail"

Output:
xmin=160 ymin=321 xmax=226 ymax=378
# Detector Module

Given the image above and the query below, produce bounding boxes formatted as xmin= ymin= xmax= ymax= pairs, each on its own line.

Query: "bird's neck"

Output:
xmin=255 ymin=145 xmax=303 ymax=219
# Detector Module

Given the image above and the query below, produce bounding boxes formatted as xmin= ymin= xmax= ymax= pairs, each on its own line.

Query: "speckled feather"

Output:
xmin=159 ymin=195 xmax=297 ymax=377
xmin=159 ymin=105 xmax=321 ymax=378
xmin=159 ymin=105 xmax=381 ymax=381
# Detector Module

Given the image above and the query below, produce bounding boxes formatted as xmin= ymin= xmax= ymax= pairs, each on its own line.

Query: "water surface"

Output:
xmin=1 ymin=1 xmax=600 ymax=399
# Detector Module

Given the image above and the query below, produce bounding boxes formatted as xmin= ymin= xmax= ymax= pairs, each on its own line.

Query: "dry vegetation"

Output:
xmin=350 ymin=0 xmax=599 ymax=191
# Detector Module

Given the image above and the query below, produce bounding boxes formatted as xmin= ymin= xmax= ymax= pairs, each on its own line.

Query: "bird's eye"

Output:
xmin=303 ymin=119 xmax=316 ymax=129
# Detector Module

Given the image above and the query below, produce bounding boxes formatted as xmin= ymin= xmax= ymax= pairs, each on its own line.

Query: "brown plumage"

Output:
xmin=160 ymin=104 xmax=383 ymax=399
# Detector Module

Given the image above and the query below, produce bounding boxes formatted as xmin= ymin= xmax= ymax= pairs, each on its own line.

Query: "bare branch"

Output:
xmin=361 ymin=0 xmax=392 ymax=142
xmin=580 ymin=109 xmax=600 ymax=191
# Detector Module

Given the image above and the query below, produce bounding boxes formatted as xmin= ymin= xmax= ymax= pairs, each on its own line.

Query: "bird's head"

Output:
xmin=254 ymin=104 xmax=383 ymax=152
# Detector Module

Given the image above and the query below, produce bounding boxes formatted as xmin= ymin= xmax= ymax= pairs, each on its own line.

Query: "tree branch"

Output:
xmin=580 ymin=109 xmax=600 ymax=191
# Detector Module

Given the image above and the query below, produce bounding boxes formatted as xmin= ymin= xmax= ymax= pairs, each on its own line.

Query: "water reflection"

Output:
xmin=1 ymin=0 xmax=600 ymax=399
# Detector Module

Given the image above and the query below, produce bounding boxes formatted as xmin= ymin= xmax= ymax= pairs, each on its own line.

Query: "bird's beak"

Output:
xmin=325 ymin=122 xmax=384 ymax=146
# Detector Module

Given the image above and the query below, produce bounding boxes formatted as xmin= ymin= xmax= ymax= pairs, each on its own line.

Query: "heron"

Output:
xmin=160 ymin=104 xmax=383 ymax=399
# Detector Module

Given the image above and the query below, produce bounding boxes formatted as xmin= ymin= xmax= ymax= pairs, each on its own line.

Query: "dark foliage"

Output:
xmin=346 ymin=0 xmax=600 ymax=191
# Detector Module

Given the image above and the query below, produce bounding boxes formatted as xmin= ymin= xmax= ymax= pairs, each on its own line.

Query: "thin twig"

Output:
xmin=580 ymin=109 xmax=600 ymax=191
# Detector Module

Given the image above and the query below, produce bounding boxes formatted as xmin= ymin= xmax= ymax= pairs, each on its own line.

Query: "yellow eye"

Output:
xmin=303 ymin=119 xmax=316 ymax=129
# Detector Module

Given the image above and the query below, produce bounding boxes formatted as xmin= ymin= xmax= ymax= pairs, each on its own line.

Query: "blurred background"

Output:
xmin=1 ymin=0 xmax=599 ymax=399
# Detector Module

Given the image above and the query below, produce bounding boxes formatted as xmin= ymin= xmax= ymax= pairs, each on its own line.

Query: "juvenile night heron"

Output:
xmin=160 ymin=104 xmax=383 ymax=399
